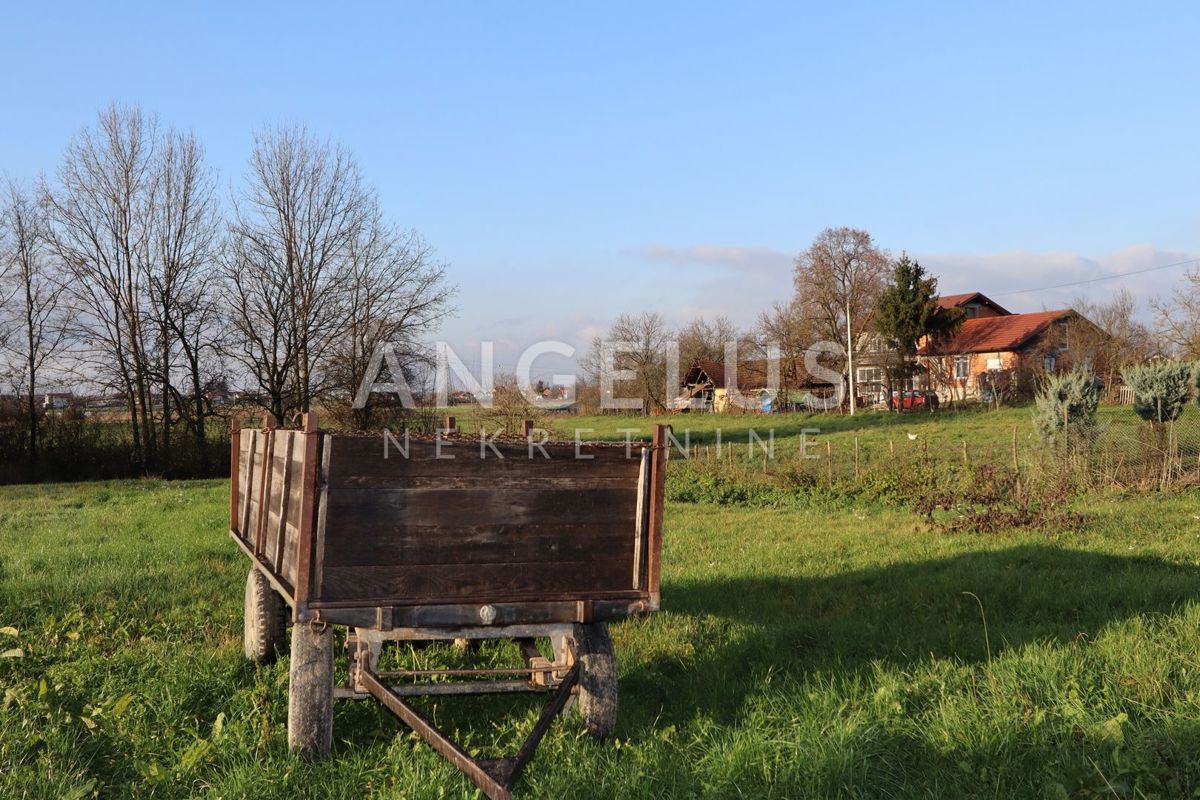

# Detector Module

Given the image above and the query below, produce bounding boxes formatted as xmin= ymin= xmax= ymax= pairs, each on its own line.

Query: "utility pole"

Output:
xmin=846 ymin=296 xmax=856 ymax=415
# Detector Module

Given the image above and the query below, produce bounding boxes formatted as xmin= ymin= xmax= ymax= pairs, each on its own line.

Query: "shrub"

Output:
xmin=1122 ymin=361 xmax=1195 ymax=424
xmin=977 ymin=366 xmax=1036 ymax=408
xmin=1032 ymin=371 xmax=1100 ymax=444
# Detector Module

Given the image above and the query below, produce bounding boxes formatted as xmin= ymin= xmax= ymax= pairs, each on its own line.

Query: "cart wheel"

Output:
xmin=243 ymin=568 xmax=287 ymax=665
xmin=288 ymin=622 xmax=334 ymax=760
xmin=574 ymin=622 xmax=618 ymax=739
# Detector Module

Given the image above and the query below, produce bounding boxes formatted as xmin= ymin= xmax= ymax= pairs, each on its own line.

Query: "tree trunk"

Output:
xmin=188 ymin=354 xmax=210 ymax=474
xmin=25 ymin=296 xmax=37 ymax=477
xmin=26 ymin=359 xmax=37 ymax=478
xmin=161 ymin=336 xmax=172 ymax=474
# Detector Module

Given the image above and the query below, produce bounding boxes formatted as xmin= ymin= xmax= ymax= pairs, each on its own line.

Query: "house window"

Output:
xmin=856 ymin=366 xmax=883 ymax=384
xmin=953 ymin=356 xmax=970 ymax=381
xmin=986 ymin=356 xmax=1003 ymax=371
xmin=1043 ymin=354 xmax=1057 ymax=372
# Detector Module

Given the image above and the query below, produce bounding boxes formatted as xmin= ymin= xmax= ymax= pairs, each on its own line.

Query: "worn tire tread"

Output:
xmin=243 ymin=568 xmax=287 ymax=665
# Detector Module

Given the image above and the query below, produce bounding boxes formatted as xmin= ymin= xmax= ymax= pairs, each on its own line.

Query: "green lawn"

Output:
xmin=3 ymin=478 xmax=1200 ymax=798
xmin=550 ymin=404 xmax=1179 ymax=455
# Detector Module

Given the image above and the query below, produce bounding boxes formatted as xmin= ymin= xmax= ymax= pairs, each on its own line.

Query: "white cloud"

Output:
xmin=918 ymin=244 xmax=1198 ymax=317
xmin=637 ymin=244 xmax=792 ymax=272
xmin=636 ymin=244 xmax=794 ymax=325
xmin=436 ymin=242 xmax=1198 ymax=381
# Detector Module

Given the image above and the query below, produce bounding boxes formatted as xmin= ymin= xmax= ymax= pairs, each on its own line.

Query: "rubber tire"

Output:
xmin=243 ymin=568 xmax=287 ymax=665
xmin=288 ymin=622 xmax=334 ymax=760
xmin=574 ymin=622 xmax=618 ymax=739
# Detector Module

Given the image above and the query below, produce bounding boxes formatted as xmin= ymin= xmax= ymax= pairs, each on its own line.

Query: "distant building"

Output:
xmin=675 ymin=358 xmax=837 ymax=413
xmin=42 ymin=392 xmax=73 ymax=411
xmin=917 ymin=292 xmax=1106 ymax=400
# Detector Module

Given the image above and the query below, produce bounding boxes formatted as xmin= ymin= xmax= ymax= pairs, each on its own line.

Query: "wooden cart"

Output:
xmin=229 ymin=413 xmax=666 ymax=799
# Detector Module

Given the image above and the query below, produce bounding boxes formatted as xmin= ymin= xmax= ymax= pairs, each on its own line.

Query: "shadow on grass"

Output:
xmin=328 ymin=544 xmax=1200 ymax=764
xmin=623 ymin=544 xmax=1200 ymax=728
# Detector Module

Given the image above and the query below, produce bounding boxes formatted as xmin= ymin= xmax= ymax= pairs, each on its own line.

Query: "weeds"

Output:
xmin=667 ymin=443 xmax=1093 ymax=535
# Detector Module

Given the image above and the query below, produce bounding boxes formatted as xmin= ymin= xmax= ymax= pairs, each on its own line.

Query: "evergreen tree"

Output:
xmin=1033 ymin=371 xmax=1100 ymax=444
xmin=1122 ymin=362 xmax=1195 ymax=424
xmin=873 ymin=254 xmax=963 ymax=402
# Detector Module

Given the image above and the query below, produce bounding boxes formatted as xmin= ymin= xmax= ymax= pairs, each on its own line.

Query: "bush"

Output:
xmin=1032 ymin=371 xmax=1100 ymax=444
xmin=1121 ymin=362 xmax=1196 ymax=424
xmin=977 ymin=367 xmax=1036 ymax=408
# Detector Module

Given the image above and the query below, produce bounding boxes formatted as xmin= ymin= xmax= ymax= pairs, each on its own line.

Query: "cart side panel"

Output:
xmin=234 ymin=429 xmax=262 ymax=548
xmin=312 ymin=437 xmax=647 ymax=606
xmin=232 ymin=427 xmax=311 ymax=601
xmin=257 ymin=430 xmax=307 ymax=592
xmin=277 ymin=432 xmax=308 ymax=588
xmin=261 ymin=430 xmax=286 ymax=569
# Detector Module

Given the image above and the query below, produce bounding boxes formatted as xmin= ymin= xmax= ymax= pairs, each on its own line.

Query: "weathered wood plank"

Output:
xmin=328 ymin=474 xmax=638 ymax=491
xmin=324 ymin=486 xmax=637 ymax=529
xmin=313 ymin=433 xmax=332 ymax=599
xmin=331 ymin=435 xmax=644 ymax=461
xmin=293 ymin=415 xmax=321 ymax=613
xmin=269 ymin=431 xmax=296 ymax=574
xmin=647 ymin=425 xmax=667 ymax=596
xmin=255 ymin=427 xmax=277 ymax=556
xmin=325 ymin=436 xmax=642 ymax=488
xmin=317 ymin=560 xmax=635 ymax=604
xmin=633 ymin=446 xmax=650 ymax=589
xmin=278 ymin=432 xmax=305 ymax=587
xmin=321 ymin=523 xmax=635 ymax=567
xmin=241 ymin=430 xmax=264 ymax=549
xmin=236 ymin=429 xmax=255 ymax=540
xmin=229 ymin=422 xmax=241 ymax=534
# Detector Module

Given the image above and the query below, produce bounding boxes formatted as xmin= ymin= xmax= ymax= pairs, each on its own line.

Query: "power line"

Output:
xmin=992 ymin=256 xmax=1200 ymax=297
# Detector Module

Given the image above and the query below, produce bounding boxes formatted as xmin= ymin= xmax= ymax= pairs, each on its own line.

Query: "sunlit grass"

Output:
xmin=2 ymin=479 xmax=1200 ymax=797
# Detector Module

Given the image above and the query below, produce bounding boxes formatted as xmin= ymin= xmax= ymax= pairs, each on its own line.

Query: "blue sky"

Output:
xmin=3 ymin=2 xmax=1198 ymax=370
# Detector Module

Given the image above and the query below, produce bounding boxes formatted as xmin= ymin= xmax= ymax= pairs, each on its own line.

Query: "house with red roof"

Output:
xmin=916 ymin=292 xmax=1106 ymax=400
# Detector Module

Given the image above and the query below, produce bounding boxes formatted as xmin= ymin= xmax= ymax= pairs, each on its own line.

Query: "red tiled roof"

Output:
xmin=936 ymin=291 xmax=1011 ymax=315
xmin=920 ymin=310 xmax=1073 ymax=355
xmin=936 ymin=292 xmax=978 ymax=308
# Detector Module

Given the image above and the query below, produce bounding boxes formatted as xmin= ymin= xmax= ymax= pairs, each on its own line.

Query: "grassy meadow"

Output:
xmin=3 ymin=409 xmax=1200 ymax=797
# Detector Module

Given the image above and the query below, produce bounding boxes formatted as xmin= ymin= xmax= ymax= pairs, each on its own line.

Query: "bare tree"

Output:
xmin=146 ymin=129 xmax=222 ymax=469
xmin=678 ymin=315 xmax=740 ymax=366
xmin=792 ymin=227 xmax=889 ymax=400
xmin=223 ymin=231 xmax=295 ymax=420
xmin=41 ymin=105 xmax=160 ymax=470
xmin=1151 ymin=269 xmax=1200 ymax=360
xmin=751 ymin=298 xmax=819 ymax=391
xmin=1069 ymin=288 xmax=1153 ymax=397
xmin=225 ymin=125 xmax=371 ymax=419
xmin=325 ymin=209 xmax=453 ymax=427
xmin=0 ymin=179 xmax=67 ymax=473
xmin=585 ymin=311 xmax=672 ymax=414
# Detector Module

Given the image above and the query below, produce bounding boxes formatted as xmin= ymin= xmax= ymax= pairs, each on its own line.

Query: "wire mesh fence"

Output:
xmin=669 ymin=409 xmax=1200 ymax=495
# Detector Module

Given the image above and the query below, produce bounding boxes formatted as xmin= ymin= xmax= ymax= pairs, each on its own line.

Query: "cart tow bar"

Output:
xmin=358 ymin=663 xmax=581 ymax=800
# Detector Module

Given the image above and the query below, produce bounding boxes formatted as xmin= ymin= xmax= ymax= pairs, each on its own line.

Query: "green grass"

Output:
xmin=550 ymin=404 xmax=1174 ymax=453
xmin=4 ymin=478 xmax=1200 ymax=797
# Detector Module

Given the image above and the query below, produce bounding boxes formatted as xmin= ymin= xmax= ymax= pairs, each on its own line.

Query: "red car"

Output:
xmin=892 ymin=390 xmax=940 ymax=411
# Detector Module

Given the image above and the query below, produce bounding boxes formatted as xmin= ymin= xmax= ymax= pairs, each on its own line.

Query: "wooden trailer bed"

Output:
xmin=229 ymin=413 xmax=666 ymax=799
